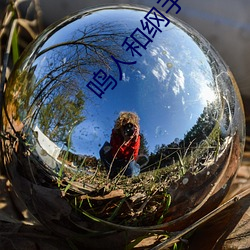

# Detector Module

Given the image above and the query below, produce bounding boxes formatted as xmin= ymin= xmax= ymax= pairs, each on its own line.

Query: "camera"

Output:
xmin=123 ymin=123 xmax=135 ymax=137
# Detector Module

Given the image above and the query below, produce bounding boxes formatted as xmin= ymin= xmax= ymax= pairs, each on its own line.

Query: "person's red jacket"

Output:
xmin=110 ymin=129 xmax=140 ymax=161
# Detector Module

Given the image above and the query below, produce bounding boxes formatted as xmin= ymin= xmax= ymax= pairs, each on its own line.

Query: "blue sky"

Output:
xmin=32 ymin=8 xmax=218 ymax=158
xmin=69 ymin=18 xmax=216 ymax=157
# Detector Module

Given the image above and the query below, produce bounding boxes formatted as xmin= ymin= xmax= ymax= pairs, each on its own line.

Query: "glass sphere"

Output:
xmin=2 ymin=5 xmax=245 ymax=248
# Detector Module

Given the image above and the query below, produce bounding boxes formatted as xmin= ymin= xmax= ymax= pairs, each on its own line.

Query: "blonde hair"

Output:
xmin=114 ymin=111 xmax=140 ymax=131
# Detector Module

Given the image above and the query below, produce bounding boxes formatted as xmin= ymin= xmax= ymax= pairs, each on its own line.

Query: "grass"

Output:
xmin=50 ymin=119 xmax=233 ymax=231
xmin=47 ymin=115 xmax=227 ymax=228
xmin=55 ymin=161 xmax=174 ymax=227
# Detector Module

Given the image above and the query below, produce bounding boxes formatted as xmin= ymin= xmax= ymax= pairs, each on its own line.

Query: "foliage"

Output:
xmin=0 ymin=0 xmax=42 ymax=130
xmin=38 ymin=89 xmax=85 ymax=143
xmin=145 ymin=103 xmax=220 ymax=174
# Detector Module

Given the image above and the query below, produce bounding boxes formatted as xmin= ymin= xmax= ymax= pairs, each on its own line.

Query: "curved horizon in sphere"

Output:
xmin=2 ymin=4 xmax=245 ymax=248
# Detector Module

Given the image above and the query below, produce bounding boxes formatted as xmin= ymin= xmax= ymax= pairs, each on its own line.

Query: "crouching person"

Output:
xmin=100 ymin=111 xmax=141 ymax=179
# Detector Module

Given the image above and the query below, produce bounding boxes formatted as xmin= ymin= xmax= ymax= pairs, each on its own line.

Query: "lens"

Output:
xmin=123 ymin=123 xmax=134 ymax=136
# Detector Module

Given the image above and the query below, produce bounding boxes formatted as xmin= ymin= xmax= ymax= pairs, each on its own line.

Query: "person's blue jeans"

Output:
xmin=99 ymin=142 xmax=140 ymax=178
xmin=125 ymin=161 xmax=140 ymax=177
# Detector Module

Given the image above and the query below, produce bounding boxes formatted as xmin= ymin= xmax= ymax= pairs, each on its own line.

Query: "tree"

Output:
xmin=139 ymin=133 xmax=149 ymax=156
xmin=38 ymin=88 xmax=85 ymax=143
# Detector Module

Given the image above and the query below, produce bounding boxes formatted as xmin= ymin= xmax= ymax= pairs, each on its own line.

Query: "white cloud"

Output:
xmin=172 ymin=69 xmax=185 ymax=95
xmin=155 ymin=126 xmax=168 ymax=138
xmin=137 ymin=70 xmax=146 ymax=80
xmin=150 ymin=48 xmax=159 ymax=56
xmin=152 ymin=57 xmax=169 ymax=82
xmin=122 ymin=72 xmax=130 ymax=82
xmin=182 ymin=96 xmax=185 ymax=105
xmin=190 ymin=70 xmax=216 ymax=104
xmin=142 ymin=59 xmax=149 ymax=66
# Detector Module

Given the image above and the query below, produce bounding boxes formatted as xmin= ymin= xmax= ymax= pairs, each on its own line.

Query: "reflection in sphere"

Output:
xmin=2 ymin=4 xmax=245 ymax=248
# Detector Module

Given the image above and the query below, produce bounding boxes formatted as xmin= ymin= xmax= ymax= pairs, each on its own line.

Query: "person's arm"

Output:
xmin=124 ymin=125 xmax=140 ymax=159
xmin=110 ymin=130 xmax=122 ymax=157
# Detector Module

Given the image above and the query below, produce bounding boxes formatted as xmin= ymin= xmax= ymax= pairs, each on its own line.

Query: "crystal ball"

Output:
xmin=2 ymin=5 xmax=245 ymax=248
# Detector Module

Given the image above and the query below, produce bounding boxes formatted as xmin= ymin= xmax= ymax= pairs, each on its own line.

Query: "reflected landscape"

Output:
xmin=2 ymin=4 xmax=245 ymax=245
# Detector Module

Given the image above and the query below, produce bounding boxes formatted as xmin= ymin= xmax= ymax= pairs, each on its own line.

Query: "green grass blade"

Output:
xmin=64 ymin=174 xmax=77 ymax=194
xmin=157 ymin=194 xmax=171 ymax=225
xmin=107 ymin=197 xmax=126 ymax=222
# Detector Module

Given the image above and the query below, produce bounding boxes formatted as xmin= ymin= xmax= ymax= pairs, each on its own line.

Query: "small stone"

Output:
xmin=182 ymin=178 xmax=189 ymax=185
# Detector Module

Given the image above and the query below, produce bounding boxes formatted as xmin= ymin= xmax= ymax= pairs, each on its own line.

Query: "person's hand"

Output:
xmin=123 ymin=124 xmax=139 ymax=144
xmin=124 ymin=124 xmax=139 ymax=143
